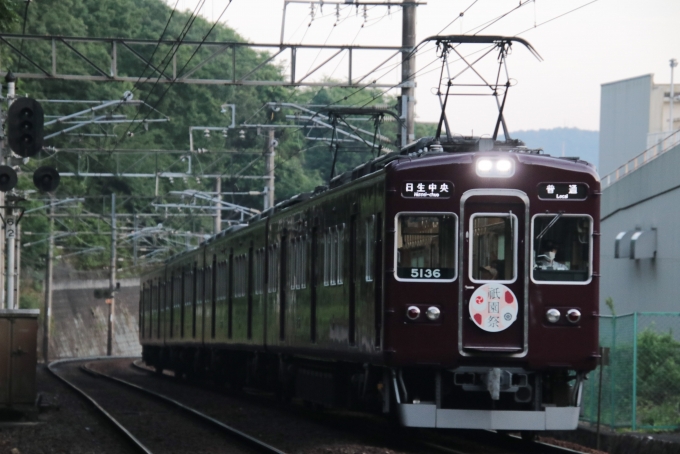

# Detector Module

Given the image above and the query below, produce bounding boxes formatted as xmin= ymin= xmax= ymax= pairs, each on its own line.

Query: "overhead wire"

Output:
xmin=105 ymin=0 xmax=182 ymax=120
xmin=108 ymin=0 xmax=210 ymax=152
xmin=110 ymin=0 xmax=236 ymax=154
xmin=16 ymin=0 xmax=31 ymax=73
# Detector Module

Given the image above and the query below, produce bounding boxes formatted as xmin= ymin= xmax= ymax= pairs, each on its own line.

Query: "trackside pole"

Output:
xmin=107 ymin=193 xmax=116 ymax=356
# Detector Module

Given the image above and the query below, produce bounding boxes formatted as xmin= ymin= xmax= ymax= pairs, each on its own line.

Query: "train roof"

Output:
xmin=173 ymin=136 xmax=597 ymax=261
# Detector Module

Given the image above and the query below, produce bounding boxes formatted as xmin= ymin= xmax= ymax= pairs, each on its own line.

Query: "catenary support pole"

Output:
xmin=214 ymin=177 xmax=221 ymax=234
xmin=401 ymin=1 xmax=417 ymax=146
xmin=15 ymin=223 xmax=20 ymax=307
xmin=6 ymin=207 xmax=16 ymax=309
xmin=42 ymin=196 xmax=54 ymax=362
xmin=0 ymin=72 xmax=17 ymax=308
xmin=107 ymin=193 xmax=116 ymax=356
xmin=264 ymin=129 xmax=276 ymax=210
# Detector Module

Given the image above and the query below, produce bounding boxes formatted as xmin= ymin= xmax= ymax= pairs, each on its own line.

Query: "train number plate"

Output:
xmin=397 ymin=268 xmax=455 ymax=279
xmin=402 ymin=181 xmax=453 ymax=199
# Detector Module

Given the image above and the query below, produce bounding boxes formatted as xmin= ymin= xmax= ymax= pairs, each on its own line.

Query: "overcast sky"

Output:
xmin=169 ymin=0 xmax=679 ymax=134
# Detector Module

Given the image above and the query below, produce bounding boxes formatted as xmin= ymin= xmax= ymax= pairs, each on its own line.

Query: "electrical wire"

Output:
xmin=16 ymin=0 xmax=32 ymax=73
xmin=436 ymin=0 xmax=479 ymax=35
xmin=109 ymin=0 xmax=217 ymax=152
xmin=102 ymin=0 xmax=182 ymax=126
xmin=515 ymin=0 xmax=601 ymax=35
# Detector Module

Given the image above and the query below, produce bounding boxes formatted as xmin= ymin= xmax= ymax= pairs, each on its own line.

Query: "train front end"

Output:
xmin=382 ymin=141 xmax=599 ymax=431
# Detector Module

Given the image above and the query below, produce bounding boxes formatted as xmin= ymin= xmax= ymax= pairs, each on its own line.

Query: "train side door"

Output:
xmin=460 ymin=191 xmax=528 ymax=356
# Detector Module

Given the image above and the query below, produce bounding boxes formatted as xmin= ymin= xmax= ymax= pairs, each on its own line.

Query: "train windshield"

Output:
xmin=469 ymin=214 xmax=517 ymax=283
xmin=395 ymin=213 xmax=457 ymax=281
xmin=532 ymin=215 xmax=592 ymax=283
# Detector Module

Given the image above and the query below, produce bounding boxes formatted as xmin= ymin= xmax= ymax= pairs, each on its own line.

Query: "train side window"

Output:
xmin=289 ymin=239 xmax=296 ymax=290
xmin=395 ymin=213 xmax=458 ymax=282
xmin=531 ymin=214 xmax=592 ymax=284
xmin=469 ymin=213 xmax=517 ymax=284
xmin=301 ymin=235 xmax=307 ymax=289
xmin=324 ymin=230 xmax=330 ymax=286
xmin=330 ymin=228 xmax=337 ymax=286
xmin=268 ymin=244 xmax=278 ymax=293
xmin=337 ymin=224 xmax=344 ymax=285
xmin=366 ymin=215 xmax=375 ymax=282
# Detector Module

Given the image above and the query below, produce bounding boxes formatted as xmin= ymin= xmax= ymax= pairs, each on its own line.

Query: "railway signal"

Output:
xmin=0 ymin=165 xmax=17 ymax=192
xmin=32 ymin=166 xmax=60 ymax=192
xmin=7 ymin=97 xmax=44 ymax=158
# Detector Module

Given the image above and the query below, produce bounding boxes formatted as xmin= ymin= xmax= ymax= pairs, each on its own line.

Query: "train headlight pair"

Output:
xmin=407 ymin=306 xmax=441 ymax=321
xmin=476 ymin=158 xmax=514 ymax=177
xmin=546 ymin=308 xmax=581 ymax=324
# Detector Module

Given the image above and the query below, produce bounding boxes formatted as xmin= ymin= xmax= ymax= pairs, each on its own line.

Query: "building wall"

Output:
xmin=599 ymin=75 xmax=652 ymax=176
xmin=600 ymin=143 xmax=680 ymax=315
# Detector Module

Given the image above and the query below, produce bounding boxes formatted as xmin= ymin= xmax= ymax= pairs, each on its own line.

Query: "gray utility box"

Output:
xmin=0 ymin=309 xmax=39 ymax=407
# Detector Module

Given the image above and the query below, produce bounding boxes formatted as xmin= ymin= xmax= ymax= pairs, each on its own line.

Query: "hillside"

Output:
xmin=511 ymin=128 xmax=599 ymax=169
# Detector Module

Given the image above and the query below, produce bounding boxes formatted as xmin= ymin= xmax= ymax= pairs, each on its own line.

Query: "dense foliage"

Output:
xmin=0 ymin=0 xmax=407 ymax=277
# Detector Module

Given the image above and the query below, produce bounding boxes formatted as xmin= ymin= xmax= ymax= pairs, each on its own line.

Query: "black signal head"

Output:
xmin=0 ymin=166 xmax=18 ymax=192
xmin=7 ymin=97 xmax=44 ymax=158
xmin=33 ymin=166 xmax=60 ymax=192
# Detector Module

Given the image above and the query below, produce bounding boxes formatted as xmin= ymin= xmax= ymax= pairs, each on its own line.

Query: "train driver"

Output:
xmin=536 ymin=243 xmax=569 ymax=270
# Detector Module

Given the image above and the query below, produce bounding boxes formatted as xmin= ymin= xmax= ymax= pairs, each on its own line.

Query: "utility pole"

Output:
xmin=42 ymin=197 xmax=54 ymax=363
xmin=264 ymin=129 xmax=276 ymax=210
xmin=0 ymin=72 xmax=16 ymax=309
xmin=401 ymin=0 xmax=417 ymax=146
xmin=214 ymin=177 xmax=221 ymax=234
xmin=15 ymin=223 xmax=20 ymax=307
xmin=107 ymin=193 xmax=116 ymax=356
xmin=5 ymin=206 xmax=16 ymax=308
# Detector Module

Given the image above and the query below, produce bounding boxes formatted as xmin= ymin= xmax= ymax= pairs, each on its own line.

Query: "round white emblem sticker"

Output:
xmin=469 ymin=283 xmax=518 ymax=332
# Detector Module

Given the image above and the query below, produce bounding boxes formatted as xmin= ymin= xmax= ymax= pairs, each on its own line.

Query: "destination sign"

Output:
xmin=402 ymin=181 xmax=453 ymax=199
xmin=537 ymin=183 xmax=588 ymax=200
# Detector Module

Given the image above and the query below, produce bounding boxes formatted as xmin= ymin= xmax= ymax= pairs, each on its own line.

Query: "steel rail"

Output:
xmin=48 ymin=357 xmax=152 ymax=454
xmin=81 ymin=361 xmax=286 ymax=454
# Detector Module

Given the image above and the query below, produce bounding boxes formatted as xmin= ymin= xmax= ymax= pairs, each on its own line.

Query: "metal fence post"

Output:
xmin=610 ymin=315 xmax=617 ymax=428
xmin=632 ymin=312 xmax=638 ymax=431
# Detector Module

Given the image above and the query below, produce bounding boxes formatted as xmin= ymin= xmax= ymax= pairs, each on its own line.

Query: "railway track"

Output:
xmin=50 ymin=357 xmax=590 ymax=454
xmin=48 ymin=358 xmax=286 ymax=454
xmin=129 ymin=359 xmax=592 ymax=454
xmin=418 ymin=431 xmax=593 ymax=454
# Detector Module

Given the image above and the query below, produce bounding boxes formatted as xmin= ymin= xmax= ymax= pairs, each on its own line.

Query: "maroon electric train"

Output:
xmin=140 ymin=135 xmax=599 ymax=431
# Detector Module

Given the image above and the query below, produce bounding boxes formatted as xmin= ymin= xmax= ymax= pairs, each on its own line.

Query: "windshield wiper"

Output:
xmin=536 ymin=212 xmax=563 ymax=240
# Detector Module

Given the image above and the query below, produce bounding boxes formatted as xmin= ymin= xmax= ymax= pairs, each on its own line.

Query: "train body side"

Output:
xmin=139 ymin=148 xmax=600 ymax=431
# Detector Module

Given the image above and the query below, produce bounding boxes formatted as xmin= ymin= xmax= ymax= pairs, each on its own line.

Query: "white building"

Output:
xmin=599 ymin=73 xmax=679 ymax=315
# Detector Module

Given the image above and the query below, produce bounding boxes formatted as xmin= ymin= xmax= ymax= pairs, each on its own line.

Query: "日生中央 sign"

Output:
xmin=402 ymin=181 xmax=453 ymax=199
xmin=537 ymin=183 xmax=588 ymax=200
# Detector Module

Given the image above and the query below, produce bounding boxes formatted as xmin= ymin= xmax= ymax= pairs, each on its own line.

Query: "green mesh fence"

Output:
xmin=581 ymin=313 xmax=680 ymax=430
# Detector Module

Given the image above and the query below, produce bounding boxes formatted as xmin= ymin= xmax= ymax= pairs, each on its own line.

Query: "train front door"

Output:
xmin=459 ymin=190 xmax=528 ymax=356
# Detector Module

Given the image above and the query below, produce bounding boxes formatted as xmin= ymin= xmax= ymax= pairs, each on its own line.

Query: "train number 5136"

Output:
xmin=411 ymin=268 xmax=441 ymax=278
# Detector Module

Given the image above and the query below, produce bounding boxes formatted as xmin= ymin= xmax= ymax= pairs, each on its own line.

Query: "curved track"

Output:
xmin=48 ymin=358 xmax=286 ymax=454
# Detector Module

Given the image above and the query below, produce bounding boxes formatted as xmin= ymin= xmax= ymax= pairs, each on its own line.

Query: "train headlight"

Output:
xmin=496 ymin=159 xmax=512 ymax=172
xmin=426 ymin=306 xmax=440 ymax=321
xmin=477 ymin=159 xmax=493 ymax=172
xmin=566 ymin=309 xmax=581 ymax=323
xmin=546 ymin=308 xmax=561 ymax=323
xmin=475 ymin=157 xmax=515 ymax=177
xmin=407 ymin=306 xmax=421 ymax=320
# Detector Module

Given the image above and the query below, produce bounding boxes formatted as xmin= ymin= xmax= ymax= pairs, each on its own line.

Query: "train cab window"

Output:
xmin=395 ymin=213 xmax=457 ymax=282
xmin=532 ymin=214 xmax=592 ymax=284
xmin=469 ymin=214 xmax=517 ymax=283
